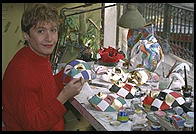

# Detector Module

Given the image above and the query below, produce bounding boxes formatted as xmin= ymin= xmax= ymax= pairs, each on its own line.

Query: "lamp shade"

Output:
xmin=118 ymin=3 xmax=146 ymax=29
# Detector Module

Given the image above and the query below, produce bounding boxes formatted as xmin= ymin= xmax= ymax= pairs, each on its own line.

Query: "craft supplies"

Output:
xmin=172 ymin=115 xmax=186 ymax=129
xmin=184 ymin=66 xmax=188 ymax=89
xmin=155 ymin=110 xmax=166 ymax=117
xmin=109 ymin=120 xmax=121 ymax=126
xmin=146 ymin=112 xmax=159 ymax=123
xmin=132 ymin=108 xmax=148 ymax=125
xmin=166 ymin=60 xmax=177 ymax=78
xmin=117 ymin=110 xmax=129 ymax=123
xmin=182 ymin=85 xmax=192 ymax=97
xmin=184 ymin=112 xmax=194 ymax=131
xmin=89 ymin=82 xmax=109 ymax=88
xmin=184 ymin=122 xmax=194 ymax=131
xmin=186 ymin=112 xmax=194 ymax=124
xmin=151 ymin=122 xmax=161 ymax=131
xmin=173 ymin=106 xmax=184 ymax=116
xmin=158 ymin=77 xmax=170 ymax=90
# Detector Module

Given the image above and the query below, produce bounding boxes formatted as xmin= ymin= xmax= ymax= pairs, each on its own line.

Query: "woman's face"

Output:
xmin=24 ymin=21 xmax=58 ymax=57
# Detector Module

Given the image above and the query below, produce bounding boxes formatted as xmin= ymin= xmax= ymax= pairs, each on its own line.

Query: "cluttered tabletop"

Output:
xmin=61 ymin=24 xmax=194 ymax=131
xmin=66 ymin=52 xmax=194 ymax=131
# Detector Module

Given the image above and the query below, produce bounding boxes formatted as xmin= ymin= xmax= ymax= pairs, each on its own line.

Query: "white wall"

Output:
xmin=103 ymin=3 xmax=117 ymax=48
xmin=103 ymin=3 xmax=129 ymax=58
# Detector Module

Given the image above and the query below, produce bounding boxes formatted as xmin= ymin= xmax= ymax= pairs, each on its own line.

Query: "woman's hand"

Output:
xmin=57 ymin=77 xmax=84 ymax=104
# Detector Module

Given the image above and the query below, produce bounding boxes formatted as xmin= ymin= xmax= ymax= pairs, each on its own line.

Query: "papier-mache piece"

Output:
xmin=167 ymin=62 xmax=190 ymax=89
xmin=63 ymin=59 xmax=92 ymax=85
xmin=142 ymin=89 xmax=185 ymax=111
xmin=128 ymin=24 xmax=164 ymax=72
xmin=109 ymin=83 xmax=141 ymax=99
xmin=88 ymin=92 xmax=127 ymax=112
xmin=98 ymin=46 xmax=125 ymax=63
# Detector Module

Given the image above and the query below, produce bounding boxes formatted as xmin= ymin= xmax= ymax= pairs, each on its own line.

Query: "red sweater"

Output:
xmin=2 ymin=46 xmax=66 ymax=131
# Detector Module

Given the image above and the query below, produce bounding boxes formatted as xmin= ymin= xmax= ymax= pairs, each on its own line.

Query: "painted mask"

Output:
xmin=126 ymin=68 xmax=150 ymax=86
xmin=88 ymin=92 xmax=127 ymax=112
xmin=63 ymin=59 xmax=92 ymax=85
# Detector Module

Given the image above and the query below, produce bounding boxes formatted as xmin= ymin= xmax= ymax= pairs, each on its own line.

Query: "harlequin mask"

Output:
xmin=88 ymin=92 xmax=127 ymax=112
xmin=142 ymin=89 xmax=185 ymax=111
xmin=63 ymin=59 xmax=92 ymax=85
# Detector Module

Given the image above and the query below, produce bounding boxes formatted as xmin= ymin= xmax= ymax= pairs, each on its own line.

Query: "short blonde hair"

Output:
xmin=21 ymin=3 xmax=59 ymax=35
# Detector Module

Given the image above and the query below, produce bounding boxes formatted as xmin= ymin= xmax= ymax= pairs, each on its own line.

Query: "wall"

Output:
xmin=103 ymin=3 xmax=117 ymax=48
xmin=2 ymin=3 xmax=25 ymax=78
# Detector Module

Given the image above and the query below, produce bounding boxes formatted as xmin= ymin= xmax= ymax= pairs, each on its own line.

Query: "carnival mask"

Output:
xmin=63 ymin=59 xmax=92 ymax=85
xmin=88 ymin=92 xmax=127 ymax=112
xmin=126 ymin=68 xmax=150 ymax=86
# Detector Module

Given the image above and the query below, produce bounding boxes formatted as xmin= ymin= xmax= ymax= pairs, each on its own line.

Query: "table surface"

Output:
xmin=69 ymin=54 xmax=194 ymax=131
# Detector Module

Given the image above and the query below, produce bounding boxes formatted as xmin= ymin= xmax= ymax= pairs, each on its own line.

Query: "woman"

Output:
xmin=2 ymin=3 xmax=83 ymax=131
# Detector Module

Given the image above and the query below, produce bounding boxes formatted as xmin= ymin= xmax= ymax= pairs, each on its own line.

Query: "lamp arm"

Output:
xmin=60 ymin=4 xmax=117 ymax=18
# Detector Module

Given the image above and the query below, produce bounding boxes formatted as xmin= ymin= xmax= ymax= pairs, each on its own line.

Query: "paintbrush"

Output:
xmin=167 ymin=77 xmax=174 ymax=89
xmin=184 ymin=66 xmax=188 ymax=90
xmin=166 ymin=60 xmax=177 ymax=78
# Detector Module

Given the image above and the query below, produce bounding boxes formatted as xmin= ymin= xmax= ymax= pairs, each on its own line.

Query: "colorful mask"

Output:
xmin=88 ymin=92 xmax=127 ymax=112
xmin=63 ymin=59 xmax=92 ymax=85
xmin=110 ymin=67 xmax=127 ymax=84
xmin=142 ymin=89 xmax=185 ymax=111
xmin=126 ymin=68 xmax=150 ymax=86
xmin=109 ymin=83 xmax=141 ymax=99
xmin=98 ymin=46 xmax=125 ymax=63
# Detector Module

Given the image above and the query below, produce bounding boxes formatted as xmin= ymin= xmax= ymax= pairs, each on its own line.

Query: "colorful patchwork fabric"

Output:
xmin=128 ymin=24 xmax=164 ymax=72
xmin=63 ymin=59 xmax=92 ymax=85
xmin=142 ymin=89 xmax=185 ymax=111
xmin=88 ymin=92 xmax=127 ymax=112
xmin=109 ymin=83 xmax=141 ymax=99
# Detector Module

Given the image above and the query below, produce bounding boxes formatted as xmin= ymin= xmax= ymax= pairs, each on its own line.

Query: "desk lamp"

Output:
xmin=118 ymin=3 xmax=146 ymax=29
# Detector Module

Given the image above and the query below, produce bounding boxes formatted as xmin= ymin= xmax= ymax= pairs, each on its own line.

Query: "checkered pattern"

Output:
xmin=63 ymin=59 xmax=91 ymax=85
xmin=88 ymin=93 xmax=127 ymax=112
xmin=109 ymin=83 xmax=140 ymax=99
xmin=142 ymin=89 xmax=185 ymax=111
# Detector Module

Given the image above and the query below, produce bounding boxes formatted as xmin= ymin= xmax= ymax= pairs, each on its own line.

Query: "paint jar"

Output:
xmin=186 ymin=112 xmax=194 ymax=124
xmin=117 ymin=110 xmax=129 ymax=123
xmin=184 ymin=122 xmax=194 ymax=131
xmin=159 ymin=77 xmax=170 ymax=90
xmin=173 ymin=106 xmax=184 ymax=116
xmin=151 ymin=122 xmax=161 ymax=131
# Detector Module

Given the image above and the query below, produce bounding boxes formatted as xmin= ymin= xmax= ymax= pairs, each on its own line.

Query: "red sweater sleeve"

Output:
xmin=14 ymin=66 xmax=66 ymax=130
xmin=3 ymin=63 xmax=66 ymax=131
xmin=53 ymin=69 xmax=64 ymax=91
